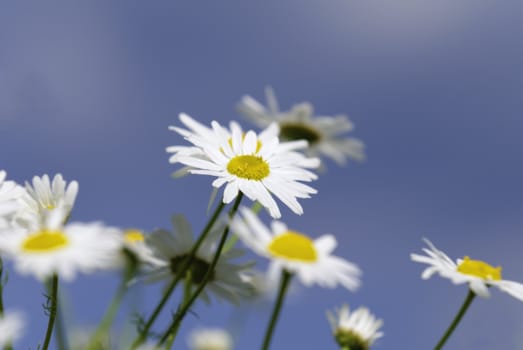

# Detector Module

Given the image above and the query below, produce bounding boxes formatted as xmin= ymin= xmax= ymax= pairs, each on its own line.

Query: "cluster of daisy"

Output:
xmin=2 ymin=87 xmax=521 ymax=350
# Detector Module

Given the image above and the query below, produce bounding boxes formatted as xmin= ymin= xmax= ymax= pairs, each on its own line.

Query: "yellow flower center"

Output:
xmin=124 ymin=229 xmax=145 ymax=244
xmin=227 ymin=155 xmax=270 ymax=180
xmin=457 ymin=256 xmax=502 ymax=280
xmin=280 ymin=122 xmax=322 ymax=145
xmin=267 ymin=231 xmax=318 ymax=262
xmin=22 ymin=230 xmax=69 ymax=253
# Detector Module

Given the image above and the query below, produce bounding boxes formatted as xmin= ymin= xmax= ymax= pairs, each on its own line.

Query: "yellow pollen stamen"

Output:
xmin=268 ymin=230 xmax=318 ymax=262
xmin=221 ymin=135 xmax=262 ymax=154
xmin=457 ymin=256 xmax=502 ymax=280
xmin=227 ymin=155 xmax=270 ymax=180
xmin=22 ymin=230 xmax=69 ymax=253
xmin=124 ymin=230 xmax=145 ymax=243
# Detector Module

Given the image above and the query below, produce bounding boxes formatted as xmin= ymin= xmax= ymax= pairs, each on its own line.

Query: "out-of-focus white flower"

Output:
xmin=121 ymin=229 xmax=165 ymax=268
xmin=146 ymin=215 xmax=254 ymax=304
xmin=17 ymin=173 xmax=78 ymax=228
xmin=0 ymin=170 xmax=25 ymax=229
xmin=237 ymin=87 xmax=365 ymax=166
xmin=0 ymin=209 xmax=122 ymax=281
xmin=411 ymin=238 xmax=523 ymax=300
xmin=167 ymin=114 xmax=319 ymax=218
xmin=327 ymin=304 xmax=383 ymax=349
xmin=231 ymin=207 xmax=361 ymax=291
xmin=187 ymin=327 xmax=233 ymax=350
xmin=0 ymin=311 xmax=25 ymax=347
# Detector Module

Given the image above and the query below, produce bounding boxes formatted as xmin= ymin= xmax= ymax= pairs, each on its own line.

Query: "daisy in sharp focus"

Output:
xmin=411 ymin=238 xmax=523 ymax=300
xmin=327 ymin=304 xmax=384 ymax=350
xmin=167 ymin=114 xmax=320 ymax=218
xmin=237 ymin=86 xmax=366 ymax=166
xmin=167 ymin=113 xmax=281 ymax=179
xmin=231 ymin=207 xmax=361 ymax=290
xmin=145 ymin=215 xmax=254 ymax=304
xmin=0 ymin=208 xmax=123 ymax=281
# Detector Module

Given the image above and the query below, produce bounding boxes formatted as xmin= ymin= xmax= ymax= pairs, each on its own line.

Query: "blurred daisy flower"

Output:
xmin=187 ymin=327 xmax=233 ymax=350
xmin=0 ymin=170 xmax=25 ymax=228
xmin=327 ymin=304 xmax=384 ymax=350
xmin=411 ymin=238 xmax=523 ymax=300
xmin=0 ymin=209 xmax=122 ymax=281
xmin=17 ymin=173 xmax=78 ymax=227
xmin=237 ymin=87 xmax=365 ymax=166
xmin=120 ymin=228 xmax=165 ymax=269
xmin=146 ymin=215 xmax=254 ymax=304
xmin=167 ymin=114 xmax=320 ymax=218
xmin=0 ymin=311 xmax=25 ymax=347
xmin=231 ymin=207 xmax=361 ymax=290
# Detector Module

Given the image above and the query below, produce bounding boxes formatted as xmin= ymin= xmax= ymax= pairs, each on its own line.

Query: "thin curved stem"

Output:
xmin=157 ymin=193 xmax=244 ymax=347
xmin=131 ymin=200 xmax=227 ymax=349
xmin=42 ymin=274 xmax=59 ymax=350
xmin=261 ymin=270 xmax=292 ymax=350
xmin=434 ymin=289 xmax=476 ymax=350
xmin=87 ymin=277 xmax=129 ymax=350
xmin=164 ymin=273 xmax=193 ymax=350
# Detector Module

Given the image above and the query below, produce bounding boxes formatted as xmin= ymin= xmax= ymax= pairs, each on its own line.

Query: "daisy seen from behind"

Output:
xmin=168 ymin=114 xmax=320 ymax=218
xmin=0 ymin=208 xmax=123 ymax=282
xmin=327 ymin=304 xmax=384 ymax=350
xmin=411 ymin=238 xmax=523 ymax=300
xmin=145 ymin=215 xmax=254 ymax=304
xmin=231 ymin=207 xmax=361 ymax=290
xmin=237 ymin=86 xmax=366 ymax=166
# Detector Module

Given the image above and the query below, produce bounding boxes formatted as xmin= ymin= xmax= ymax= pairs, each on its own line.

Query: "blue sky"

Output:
xmin=1 ymin=1 xmax=523 ymax=349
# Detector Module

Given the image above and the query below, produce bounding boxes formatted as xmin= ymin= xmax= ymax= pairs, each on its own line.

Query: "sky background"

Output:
xmin=1 ymin=1 xmax=523 ymax=349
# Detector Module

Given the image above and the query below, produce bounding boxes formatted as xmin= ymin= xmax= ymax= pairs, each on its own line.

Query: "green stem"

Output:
xmin=0 ymin=258 xmax=5 ymax=317
xmin=131 ymin=200 xmax=227 ymax=349
xmin=87 ymin=277 xmax=130 ymax=349
xmin=54 ymin=296 xmax=69 ymax=350
xmin=434 ymin=289 xmax=476 ymax=350
xmin=157 ymin=193 xmax=244 ymax=347
xmin=261 ymin=270 xmax=292 ymax=350
xmin=42 ymin=274 xmax=59 ymax=350
xmin=164 ymin=273 xmax=193 ymax=350
xmin=223 ymin=201 xmax=262 ymax=253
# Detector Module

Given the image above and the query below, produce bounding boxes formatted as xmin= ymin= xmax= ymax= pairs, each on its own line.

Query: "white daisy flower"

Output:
xmin=231 ymin=207 xmax=361 ymax=290
xmin=0 ymin=311 xmax=25 ymax=347
xmin=0 ymin=209 xmax=123 ymax=281
xmin=411 ymin=238 xmax=523 ymax=300
xmin=0 ymin=170 xmax=25 ymax=228
xmin=17 ymin=173 xmax=78 ymax=228
xmin=237 ymin=87 xmax=366 ymax=166
xmin=146 ymin=215 xmax=254 ymax=304
xmin=168 ymin=114 xmax=320 ymax=218
xmin=327 ymin=304 xmax=384 ymax=350
xmin=187 ymin=327 xmax=233 ymax=350
xmin=121 ymin=229 xmax=166 ymax=269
